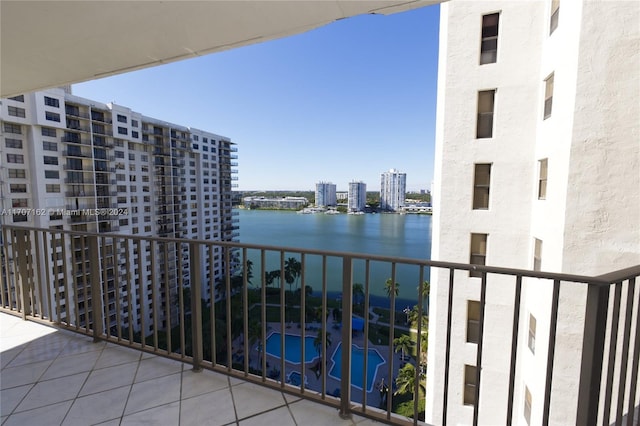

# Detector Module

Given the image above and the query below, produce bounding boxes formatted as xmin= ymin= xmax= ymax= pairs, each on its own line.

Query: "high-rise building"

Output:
xmin=428 ymin=1 xmax=639 ymax=425
xmin=315 ymin=182 xmax=337 ymax=207
xmin=0 ymin=88 xmax=239 ymax=335
xmin=379 ymin=168 xmax=406 ymax=211
xmin=347 ymin=181 xmax=367 ymax=213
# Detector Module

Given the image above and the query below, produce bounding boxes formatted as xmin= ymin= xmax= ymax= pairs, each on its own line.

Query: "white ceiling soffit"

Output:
xmin=1 ymin=0 xmax=435 ymax=98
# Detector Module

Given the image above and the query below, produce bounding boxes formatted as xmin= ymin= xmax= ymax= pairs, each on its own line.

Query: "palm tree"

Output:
xmin=417 ymin=280 xmax=430 ymax=300
xmin=408 ymin=305 xmax=429 ymax=330
xmin=313 ymin=331 xmax=332 ymax=357
xmin=353 ymin=283 xmax=365 ymax=308
xmin=393 ymin=334 xmax=414 ymax=361
xmin=284 ymin=257 xmax=302 ymax=290
xmin=384 ymin=278 xmax=400 ymax=298
xmin=394 ymin=363 xmax=425 ymax=399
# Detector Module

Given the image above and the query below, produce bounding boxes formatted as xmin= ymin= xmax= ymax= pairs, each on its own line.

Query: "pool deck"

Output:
xmin=247 ymin=321 xmax=408 ymax=409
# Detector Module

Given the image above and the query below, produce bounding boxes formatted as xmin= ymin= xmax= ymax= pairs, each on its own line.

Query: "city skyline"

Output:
xmin=71 ymin=6 xmax=440 ymax=192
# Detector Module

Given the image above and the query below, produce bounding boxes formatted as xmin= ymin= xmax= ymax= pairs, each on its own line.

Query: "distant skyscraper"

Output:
xmin=347 ymin=181 xmax=366 ymax=213
xmin=380 ymin=169 xmax=406 ymax=211
xmin=315 ymin=182 xmax=337 ymax=207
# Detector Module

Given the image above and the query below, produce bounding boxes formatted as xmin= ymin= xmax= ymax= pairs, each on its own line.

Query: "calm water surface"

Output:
xmin=237 ymin=209 xmax=432 ymax=304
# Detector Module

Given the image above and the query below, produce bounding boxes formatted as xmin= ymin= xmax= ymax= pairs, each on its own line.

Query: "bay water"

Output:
xmin=237 ymin=209 xmax=432 ymax=308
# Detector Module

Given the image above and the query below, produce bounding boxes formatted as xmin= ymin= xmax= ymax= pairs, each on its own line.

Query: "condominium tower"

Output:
xmin=428 ymin=1 xmax=639 ymax=425
xmin=315 ymin=181 xmax=337 ymax=207
xmin=379 ymin=168 xmax=406 ymax=212
xmin=0 ymin=87 xmax=239 ymax=335
xmin=347 ymin=181 xmax=367 ymax=213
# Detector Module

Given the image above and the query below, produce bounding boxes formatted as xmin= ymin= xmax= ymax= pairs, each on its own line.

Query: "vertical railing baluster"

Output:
xmin=137 ymin=239 xmax=145 ymax=348
xmin=260 ymin=249 xmax=266 ymax=379
xmin=362 ymin=259 xmax=371 ymax=412
xmin=321 ymin=255 xmax=328 ymax=397
xmin=209 ymin=245 xmax=216 ymax=366
xmin=89 ymin=235 xmax=103 ymax=342
xmin=279 ymin=251 xmax=285 ymax=385
xmin=15 ymin=229 xmax=30 ymax=319
xmin=178 ymin=243 xmax=186 ymax=358
xmin=125 ymin=237 xmax=134 ymax=343
xmin=616 ymin=278 xmax=635 ymax=424
xmin=472 ymin=271 xmax=488 ymax=426
xmin=70 ymin=234 xmax=80 ymax=329
xmin=42 ymin=230 xmax=54 ymax=322
xmin=626 ymin=277 xmax=640 ymax=426
xmin=442 ymin=267 xmax=455 ymax=426
xmin=189 ymin=241 xmax=203 ymax=371
xmin=242 ymin=247 xmax=249 ymax=376
xmin=163 ymin=242 xmax=171 ymax=353
xmin=114 ymin=237 xmax=122 ymax=342
xmin=339 ymin=255 xmax=353 ymax=419
xmin=101 ymin=236 xmax=109 ymax=339
xmin=0 ymin=227 xmax=8 ymax=309
xmin=542 ymin=279 xmax=561 ymax=426
xmin=577 ymin=282 xmax=609 ymax=424
xmin=386 ymin=262 xmax=397 ymax=420
xmin=61 ymin=232 xmax=71 ymax=326
xmin=603 ymin=282 xmax=623 ymax=424
xmin=413 ymin=267 xmax=426 ymax=425
xmin=150 ymin=239 xmax=159 ymax=350
xmin=225 ymin=247 xmax=233 ymax=371
xmin=34 ymin=231 xmax=45 ymax=318
xmin=300 ymin=253 xmax=306 ymax=390
xmin=506 ymin=275 xmax=523 ymax=425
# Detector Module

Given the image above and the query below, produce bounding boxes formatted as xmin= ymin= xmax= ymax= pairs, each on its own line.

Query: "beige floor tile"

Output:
xmin=133 ymin=355 xmax=183 ymax=383
xmin=94 ymin=345 xmax=142 ymax=369
xmin=79 ymin=361 xmax=138 ymax=396
xmin=180 ymin=388 xmax=237 ymax=426
xmin=14 ymin=371 xmax=88 ymax=412
xmin=289 ymin=398 xmax=351 ymax=426
xmin=180 ymin=369 xmax=230 ymax=399
xmin=3 ymin=400 xmax=73 ymax=426
xmin=62 ymin=386 xmax=130 ymax=426
xmin=232 ymin=382 xmax=287 ymax=420
xmin=0 ymin=359 xmax=52 ymax=390
xmin=40 ymin=349 xmax=102 ymax=380
xmin=0 ymin=346 xmax=23 ymax=368
xmin=124 ymin=372 xmax=181 ymax=415
xmin=0 ymin=383 xmax=32 ymax=416
xmin=121 ymin=401 xmax=180 ymax=426
xmin=238 ymin=406 xmax=296 ymax=426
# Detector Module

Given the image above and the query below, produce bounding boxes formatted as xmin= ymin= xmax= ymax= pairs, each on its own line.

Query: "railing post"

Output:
xmin=89 ymin=235 xmax=103 ymax=342
xmin=576 ymin=282 xmax=609 ymax=425
xmin=339 ymin=255 xmax=353 ymax=419
xmin=14 ymin=229 xmax=31 ymax=320
xmin=189 ymin=241 xmax=203 ymax=372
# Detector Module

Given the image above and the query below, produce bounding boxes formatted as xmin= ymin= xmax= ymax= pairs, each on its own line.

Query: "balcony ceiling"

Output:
xmin=0 ymin=0 xmax=436 ymax=98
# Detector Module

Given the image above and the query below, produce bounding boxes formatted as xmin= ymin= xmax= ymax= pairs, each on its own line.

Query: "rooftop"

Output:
xmin=0 ymin=312 xmax=379 ymax=426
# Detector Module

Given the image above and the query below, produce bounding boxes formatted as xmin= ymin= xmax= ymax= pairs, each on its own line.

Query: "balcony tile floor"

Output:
xmin=1 ymin=313 xmax=379 ymax=426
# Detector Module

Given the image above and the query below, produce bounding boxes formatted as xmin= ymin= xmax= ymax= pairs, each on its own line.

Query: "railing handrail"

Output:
xmin=0 ymin=224 xmax=629 ymax=286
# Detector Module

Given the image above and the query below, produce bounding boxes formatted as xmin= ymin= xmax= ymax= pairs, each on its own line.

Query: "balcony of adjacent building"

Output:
xmin=1 ymin=225 xmax=638 ymax=426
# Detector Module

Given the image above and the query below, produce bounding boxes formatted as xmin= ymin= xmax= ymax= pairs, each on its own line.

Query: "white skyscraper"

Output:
xmin=428 ymin=1 xmax=639 ymax=425
xmin=347 ymin=181 xmax=367 ymax=213
xmin=0 ymin=88 xmax=238 ymax=334
xmin=380 ymin=168 xmax=406 ymax=211
xmin=315 ymin=181 xmax=337 ymax=207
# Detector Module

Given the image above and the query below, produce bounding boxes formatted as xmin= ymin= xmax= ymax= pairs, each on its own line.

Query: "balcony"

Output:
xmin=1 ymin=225 xmax=638 ymax=426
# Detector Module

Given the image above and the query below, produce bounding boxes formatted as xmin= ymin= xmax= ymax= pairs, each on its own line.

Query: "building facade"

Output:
xmin=315 ymin=181 xmax=337 ymax=207
xmin=379 ymin=168 xmax=406 ymax=212
xmin=347 ymin=181 xmax=367 ymax=213
xmin=0 ymin=87 xmax=239 ymax=335
xmin=428 ymin=1 xmax=639 ymax=425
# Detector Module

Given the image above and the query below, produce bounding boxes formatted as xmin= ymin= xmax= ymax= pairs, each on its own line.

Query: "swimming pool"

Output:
xmin=329 ymin=343 xmax=386 ymax=392
xmin=264 ymin=332 xmax=320 ymax=364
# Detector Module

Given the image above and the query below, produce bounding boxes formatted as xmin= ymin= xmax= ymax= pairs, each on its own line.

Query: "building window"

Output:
xmin=538 ymin=159 xmax=548 ymax=199
xmin=470 ymin=233 xmax=487 ymax=277
xmin=550 ymin=0 xmax=560 ymax=35
xmin=45 ymin=111 xmax=61 ymax=122
xmin=8 ymin=106 xmax=26 ymax=118
xmin=477 ymin=90 xmax=495 ymax=138
xmin=13 ymin=214 xmax=28 ymax=223
xmin=5 ymin=138 xmax=23 ymax=149
xmin=42 ymin=127 xmax=57 ymax=137
xmin=464 ymin=365 xmax=477 ymax=406
xmin=43 ymin=156 xmax=58 ymax=165
xmin=4 ymin=123 xmax=22 ymax=134
xmin=528 ymin=313 xmax=536 ymax=354
xmin=473 ymin=164 xmax=491 ymax=209
xmin=45 ymin=184 xmax=60 ymax=193
xmin=6 ymin=154 xmax=24 ymax=164
xmin=10 ymin=184 xmax=27 ymax=193
xmin=131 ymin=119 xmax=138 ymax=127
xmin=44 ymin=96 xmax=60 ymax=107
xmin=117 ymin=114 xmax=127 ymax=123
xmin=132 ymin=131 xmax=139 ymax=138
xmin=480 ymin=13 xmax=499 ymax=64
xmin=524 ymin=386 xmax=532 ymax=425
xmin=118 ymin=127 xmax=128 ymax=135
xmin=8 ymin=169 xmax=26 ymax=178
xmin=44 ymin=170 xmax=59 ymax=179
xmin=43 ymin=141 xmax=58 ymax=151
xmin=543 ymin=73 xmax=554 ymax=119
xmin=533 ymin=239 xmax=542 ymax=271
xmin=12 ymin=198 xmax=28 ymax=207
xmin=467 ymin=300 xmax=480 ymax=344
xmin=9 ymin=95 xmax=24 ymax=102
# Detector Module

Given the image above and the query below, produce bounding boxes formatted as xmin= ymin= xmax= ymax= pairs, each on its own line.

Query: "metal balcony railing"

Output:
xmin=0 ymin=224 xmax=638 ymax=426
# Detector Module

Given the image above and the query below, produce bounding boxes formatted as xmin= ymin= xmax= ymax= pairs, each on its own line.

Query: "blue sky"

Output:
xmin=73 ymin=5 xmax=440 ymax=192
